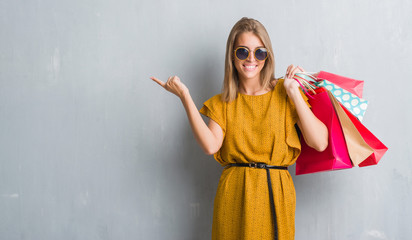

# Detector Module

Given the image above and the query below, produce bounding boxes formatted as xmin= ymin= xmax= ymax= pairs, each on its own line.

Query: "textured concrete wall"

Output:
xmin=1 ymin=0 xmax=410 ymax=239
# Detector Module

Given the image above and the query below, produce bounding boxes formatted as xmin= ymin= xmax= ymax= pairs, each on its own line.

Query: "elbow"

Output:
xmin=312 ymin=133 xmax=329 ymax=152
xmin=313 ymin=141 xmax=328 ymax=152
xmin=203 ymin=144 xmax=222 ymax=155
xmin=203 ymin=145 xmax=220 ymax=155
xmin=307 ymin=140 xmax=328 ymax=152
xmin=204 ymin=149 xmax=217 ymax=156
xmin=313 ymin=125 xmax=329 ymax=152
xmin=306 ymin=131 xmax=328 ymax=152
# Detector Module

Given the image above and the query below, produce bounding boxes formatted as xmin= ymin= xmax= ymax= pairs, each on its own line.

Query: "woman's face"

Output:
xmin=233 ymin=32 xmax=266 ymax=83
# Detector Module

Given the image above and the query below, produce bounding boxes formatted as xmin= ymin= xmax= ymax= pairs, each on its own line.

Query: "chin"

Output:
xmin=242 ymin=73 xmax=259 ymax=80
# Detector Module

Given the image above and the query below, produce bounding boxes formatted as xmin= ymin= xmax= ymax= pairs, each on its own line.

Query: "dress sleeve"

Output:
xmin=199 ymin=94 xmax=226 ymax=135
xmin=285 ymin=89 xmax=310 ymax=161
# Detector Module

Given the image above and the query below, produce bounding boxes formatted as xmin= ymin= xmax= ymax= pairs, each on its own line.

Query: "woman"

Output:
xmin=151 ymin=17 xmax=327 ymax=240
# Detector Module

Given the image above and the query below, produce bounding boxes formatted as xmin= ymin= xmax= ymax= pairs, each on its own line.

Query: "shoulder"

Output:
xmin=200 ymin=93 xmax=227 ymax=126
xmin=271 ymin=78 xmax=285 ymax=87
xmin=202 ymin=93 xmax=226 ymax=109
xmin=212 ymin=93 xmax=223 ymax=101
xmin=270 ymin=78 xmax=287 ymax=96
xmin=205 ymin=93 xmax=224 ymax=104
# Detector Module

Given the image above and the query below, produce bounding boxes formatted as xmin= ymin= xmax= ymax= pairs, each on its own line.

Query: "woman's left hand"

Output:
xmin=283 ymin=64 xmax=305 ymax=94
xmin=283 ymin=64 xmax=329 ymax=151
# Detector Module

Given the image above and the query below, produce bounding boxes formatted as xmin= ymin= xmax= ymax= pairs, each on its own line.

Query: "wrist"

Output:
xmin=179 ymin=89 xmax=191 ymax=101
xmin=285 ymin=84 xmax=300 ymax=98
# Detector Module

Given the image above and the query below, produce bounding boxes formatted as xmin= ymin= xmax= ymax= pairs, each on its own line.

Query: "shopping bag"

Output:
xmin=296 ymin=87 xmax=353 ymax=175
xmin=317 ymin=71 xmax=364 ymax=98
xmin=317 ymin=79 xmax=369 ymax=122
xmin=339 ymin=102 xmax=388 ymax=167
xmin=327 ymin=91 xmax=374 ymax=166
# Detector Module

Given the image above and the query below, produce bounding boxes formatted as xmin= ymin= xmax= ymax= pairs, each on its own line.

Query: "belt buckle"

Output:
xmin=249 ymin=162 xmax=258 ymax=168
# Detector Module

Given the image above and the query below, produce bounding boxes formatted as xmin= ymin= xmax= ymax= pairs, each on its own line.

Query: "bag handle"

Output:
xmin=293 ymin=75 xmax=317 ymax=91
xmin=295 ymin=72 xmax=318 ymax=83
xmin=292 ymin=77 xmax=316 ymax=99
xmin=279 ymin=72 xmax=323 ymax=98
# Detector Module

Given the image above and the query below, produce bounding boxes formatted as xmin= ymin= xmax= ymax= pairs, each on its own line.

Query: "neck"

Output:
xmin=238 ymin=77 xmax=268 ymax=95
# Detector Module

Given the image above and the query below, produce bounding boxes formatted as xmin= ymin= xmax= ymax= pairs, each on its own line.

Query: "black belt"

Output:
xmin=226 ymin=162 xmax=288 ymax=240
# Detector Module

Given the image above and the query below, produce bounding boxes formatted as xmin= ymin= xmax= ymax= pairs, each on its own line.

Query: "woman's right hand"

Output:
xmin=150 ymin=76 xmax=189 ymax=99
xmin=150 ymin=75 xmax=222 ymax=155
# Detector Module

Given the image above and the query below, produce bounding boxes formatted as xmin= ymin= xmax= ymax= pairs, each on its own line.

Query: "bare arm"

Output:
xmin=150 ymin=76 xmax=223 ymax=155
xmin=284 ymin=66 xmax=328 ymax=152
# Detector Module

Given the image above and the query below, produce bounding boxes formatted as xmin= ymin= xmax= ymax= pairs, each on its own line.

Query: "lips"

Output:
xmin=243 ymin=64 xmax=258 ymax=71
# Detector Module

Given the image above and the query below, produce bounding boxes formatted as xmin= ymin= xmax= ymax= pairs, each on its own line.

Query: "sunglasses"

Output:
xmin=234 ymin=47 xmax=268 ymax=61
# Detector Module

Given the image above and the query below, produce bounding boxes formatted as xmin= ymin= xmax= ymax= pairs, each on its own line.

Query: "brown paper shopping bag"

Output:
xmin=327 ymin=91 xmax=374 ymax=166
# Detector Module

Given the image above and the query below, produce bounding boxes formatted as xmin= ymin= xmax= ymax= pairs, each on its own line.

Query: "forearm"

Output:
xmin=288 ymin=88 xmax=328 ymax=151
xmin=179 ymin=91 xmax=221 ymax=155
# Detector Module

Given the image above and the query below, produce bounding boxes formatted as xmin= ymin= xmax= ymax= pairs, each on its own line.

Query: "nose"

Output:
xmin=246 ymin=51 xmax=256 ymax=62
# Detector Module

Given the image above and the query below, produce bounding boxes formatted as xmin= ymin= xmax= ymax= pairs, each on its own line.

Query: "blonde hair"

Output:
xmin=221 ymin=17 xmax=275 ymax=102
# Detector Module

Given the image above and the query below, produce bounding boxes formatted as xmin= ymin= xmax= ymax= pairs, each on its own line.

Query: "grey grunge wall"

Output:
xmin=1 ymin=0 xmax=411 ymax=239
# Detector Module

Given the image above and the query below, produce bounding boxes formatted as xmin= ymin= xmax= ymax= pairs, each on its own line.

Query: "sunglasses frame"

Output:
xmin=233 ymin=46 xmax=269 ymax=61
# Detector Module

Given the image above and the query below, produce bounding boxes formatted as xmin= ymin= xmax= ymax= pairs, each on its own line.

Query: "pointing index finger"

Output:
xmin=150 ymin=77 xmax=165 ymax=87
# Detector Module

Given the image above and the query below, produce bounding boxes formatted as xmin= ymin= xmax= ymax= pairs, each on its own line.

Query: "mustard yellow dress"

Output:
xmin=199 ymin=79 xmax=308 ymax=240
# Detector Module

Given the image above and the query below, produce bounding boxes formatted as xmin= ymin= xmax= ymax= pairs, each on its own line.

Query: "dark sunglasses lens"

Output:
xmin=236 ymin=48 xmax=249 ymax=60
xmin=255 ymin=48 xmax=268 ymax=61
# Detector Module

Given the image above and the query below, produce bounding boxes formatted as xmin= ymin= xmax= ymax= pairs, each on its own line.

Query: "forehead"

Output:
xmin=235 ymin=32 xmax=264 ymax=48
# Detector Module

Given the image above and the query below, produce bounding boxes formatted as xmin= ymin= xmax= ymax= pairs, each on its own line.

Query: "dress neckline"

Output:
xmin=238 ymin=87 xmax=274 ymax=97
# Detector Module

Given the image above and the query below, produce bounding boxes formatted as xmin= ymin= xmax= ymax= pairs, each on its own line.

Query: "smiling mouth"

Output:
xmin=243 ymin=65 xmax=258 ymax=71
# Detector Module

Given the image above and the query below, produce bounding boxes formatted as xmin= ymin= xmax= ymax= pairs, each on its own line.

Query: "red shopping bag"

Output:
xmin=339 ymin=103 xmax=388 ymax=167
xmin=296 ymin=87 xmax=353 ymax=175
xmin=317 ymin=71 xmax=364 ymax=98
xmin=328 ymin=91 xmax=374 ymax=166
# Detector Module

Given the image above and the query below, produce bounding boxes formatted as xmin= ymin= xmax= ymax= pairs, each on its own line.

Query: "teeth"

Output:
xmin=245 ymin=65 xmax=256 ymax=69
